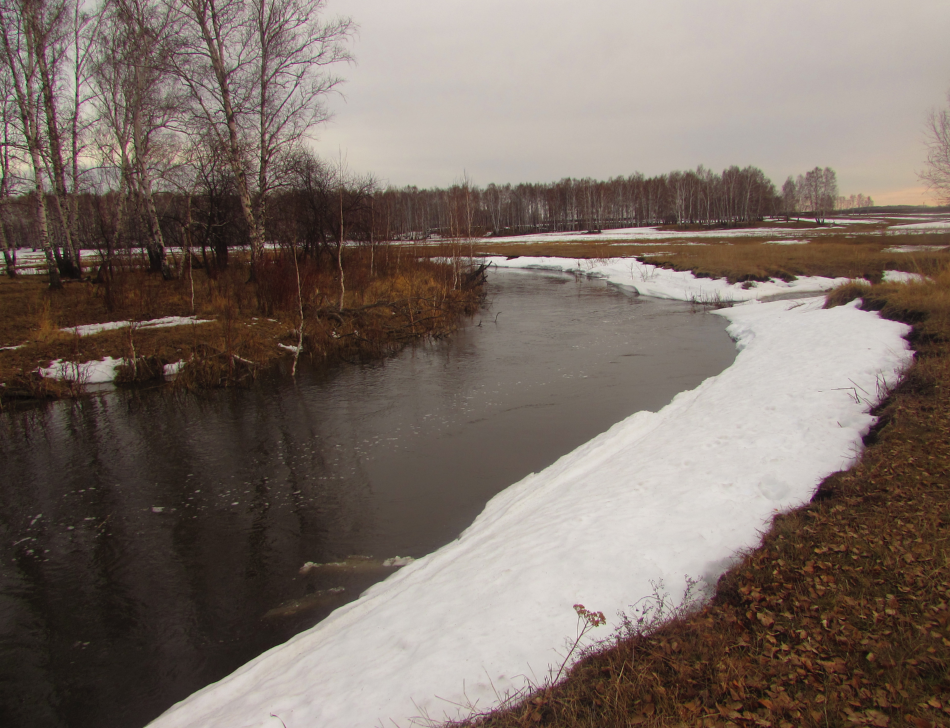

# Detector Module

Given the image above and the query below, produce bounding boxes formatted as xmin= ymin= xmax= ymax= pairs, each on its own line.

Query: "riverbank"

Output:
xmin=456 ymin=260 xmax=950 ymax=728
xmin=146 ymin=252 xmax=917 ymax=728
xmin=0 ymin=252 xmax=485 ymax=407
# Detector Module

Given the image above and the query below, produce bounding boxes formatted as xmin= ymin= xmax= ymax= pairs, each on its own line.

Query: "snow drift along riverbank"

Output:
xmin=150 ymin=259 xmax=912 ymax=728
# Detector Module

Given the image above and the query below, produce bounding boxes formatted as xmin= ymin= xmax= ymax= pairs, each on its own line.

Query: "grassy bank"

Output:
xmin=0 ymin=250 xmax=485 ymax=406
xmin=445 ymin=234 xmax=950 ymax=727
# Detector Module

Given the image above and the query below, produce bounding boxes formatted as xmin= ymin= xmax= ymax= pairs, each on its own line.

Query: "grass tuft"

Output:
xmin=823 ymin=281 xmax=872 ymax=308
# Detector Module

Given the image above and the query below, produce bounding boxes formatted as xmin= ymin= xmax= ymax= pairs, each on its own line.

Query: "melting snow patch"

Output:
xmin=163 ymin=360 xmax=186 ymax=378
xmin=888 ymin=221 xmax=950 ymax=230
xmin=882 ymin=270 xmax=927 ymax=284
xmin=882 ymin=245 xmax=949 ymax=253
xmin=62 ymin=316 xmax=212 ymax=337
xmin=37 ymin=357 xmax=123 ymax=384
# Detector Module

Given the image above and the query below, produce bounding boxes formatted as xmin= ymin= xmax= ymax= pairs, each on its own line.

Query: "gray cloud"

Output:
xmin=315 ymin=0 xmax=950 ymax=204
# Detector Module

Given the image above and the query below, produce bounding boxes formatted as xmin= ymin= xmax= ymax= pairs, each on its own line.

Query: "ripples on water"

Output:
xmin=0 ymin=268 xmax=736 ymax=728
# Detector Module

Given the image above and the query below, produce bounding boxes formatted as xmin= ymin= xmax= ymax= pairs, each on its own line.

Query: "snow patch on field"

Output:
xmin=482 ymin=225 xmax=828 ymax=244
xmin=163 ymin=361 xmax=186 ymax=378
xmin=38 ymin=357 xmax=124 ymax=384
xmin=150 ymin=259 xmax=912 ymax=728
xmin=882 ymin=245 xmax=949 ymax=254
xmin=62 ymin=316 xmax=212 ymax=337
xmin=888 ymin=220 xmax=950 ymax=230
xmin=39 ymin=356 xmax=191 ymax=383
xmin=883 ymin=270 xmax=928 ymax=284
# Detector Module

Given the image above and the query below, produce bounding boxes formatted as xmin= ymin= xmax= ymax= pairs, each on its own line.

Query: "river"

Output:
xmin=0 ymin=267 xmax=736 ymax=728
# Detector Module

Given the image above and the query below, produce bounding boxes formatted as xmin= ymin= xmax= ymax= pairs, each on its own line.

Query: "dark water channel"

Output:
xmin=0 ymin=268 xmax=737 ymax=728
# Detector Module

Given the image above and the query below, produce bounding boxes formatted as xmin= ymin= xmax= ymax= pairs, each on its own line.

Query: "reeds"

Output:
xmin=0 ymin=246 xmax=486 ymax=403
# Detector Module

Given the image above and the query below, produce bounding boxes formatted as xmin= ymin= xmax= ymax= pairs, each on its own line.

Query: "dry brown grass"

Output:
xmin=446 ymin=254 xmax=950 ymax=728
xmin=0 ymin=250 xmax=485 ymax=405
xmin=644 ymin=240 xmax=948 ymax=285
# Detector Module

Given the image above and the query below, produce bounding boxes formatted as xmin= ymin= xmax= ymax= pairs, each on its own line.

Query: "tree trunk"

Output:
xmin=193 ymin=1 xmax=266 ymax=270
xmin=0 ymin=207 xmax=15 ymax=278
xmin=35 ymin=40 xmax=82 ymax=277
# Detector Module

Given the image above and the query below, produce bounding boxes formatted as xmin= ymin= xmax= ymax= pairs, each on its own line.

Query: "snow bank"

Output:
xmin=62 ymin=316 xmax=211 ymax=337
xmin=38 ymin=357 xmax=124 ymax=384
xmin=150 ymin=260 xmax=911 ymax=728
xmin=39 ymin=356 xmax=190 ymax=383
xmin=486 ymin=256 xmax=850 ymax=302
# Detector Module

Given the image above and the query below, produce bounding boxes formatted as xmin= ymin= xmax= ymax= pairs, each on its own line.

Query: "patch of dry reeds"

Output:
xmin=0 ymin=248 xmax=485 ymax=404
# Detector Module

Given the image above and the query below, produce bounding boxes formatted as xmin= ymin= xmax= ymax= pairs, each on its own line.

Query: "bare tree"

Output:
xmin=249 ymin=0 xmax=352 ymax=226
xmin=0 ymin=0 xmax=61 ymax=287
xmin=0 ymin=66 xmax=21 ymax=276
xmin=781 ymin=176 xmax=798 ymax=221
xmin=92 ymin=0 xmax=181 ymax=277
xmin=169 ymin=0 xmax=352 ymax=272
xmin=797 ymin=167 xmax=837 ymax=224
xmin=922 ymin=93 xmax=950 ymax=203
xmin=29 ymin=0 xmax=86 ymax=276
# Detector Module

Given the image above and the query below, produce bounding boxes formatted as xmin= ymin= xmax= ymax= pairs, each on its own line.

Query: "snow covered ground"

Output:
xmin=488 ymin=256 xmax=852 ymax=303
xmin=882 ymin=270 xmax=928 ymax=284
xmin=149 ymin=259 xmax=913 ymax=728
xmin=62 ymin=316 xmax=211 ymax=337
xmin=888 ymin=220 xmax=950 ymax=230
xmin=882 ymin=245 xmax=949 ymax=254
xmin=479 ymin=224 xmax=843 ymax=245
xmin=37 ymin=356 xmax=125 ymax=384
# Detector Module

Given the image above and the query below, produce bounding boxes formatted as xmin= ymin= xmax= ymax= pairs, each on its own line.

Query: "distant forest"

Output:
xmin=1 ymin=161 xmax=874 ymax=276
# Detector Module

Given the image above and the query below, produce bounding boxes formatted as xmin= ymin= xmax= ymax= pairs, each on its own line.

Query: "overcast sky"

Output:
xmin=313 ymin=0 xmax=950 ymax=205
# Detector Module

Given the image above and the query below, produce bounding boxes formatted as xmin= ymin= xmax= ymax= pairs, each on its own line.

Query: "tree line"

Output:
xmin=0 ymin=0 xmax=874 ymax=288
xmin=374 ymin=166 xmax=871 ymax=241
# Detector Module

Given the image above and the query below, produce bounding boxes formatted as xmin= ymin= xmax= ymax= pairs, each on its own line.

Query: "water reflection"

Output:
xmin=0 ymin=269 xmax=736 ymax=728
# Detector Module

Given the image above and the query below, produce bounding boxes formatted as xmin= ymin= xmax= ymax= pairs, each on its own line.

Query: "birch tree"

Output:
xmin=0 ymin=0 xmax=61 ymax=287
xmin=169 ymin=0 xmax=352 ymax=273
xmin=0 ymin=68 xmax=20 ymax=276
xmin=92 ymin=0 xmax=181 ymax=277
xmin=797 ymin=167 xmax=837 ymax=223
xmin=781 ymin=176 xmax=798 ymax=221
xmin=29 ymin=0 xmax=86 ymax=276
xmin=922 ymin=93 xmax=950 ymax=203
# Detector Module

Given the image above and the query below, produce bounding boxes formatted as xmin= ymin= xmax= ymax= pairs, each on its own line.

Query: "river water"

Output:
xmin=0 ymin=268 xmax=737 ymax=728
